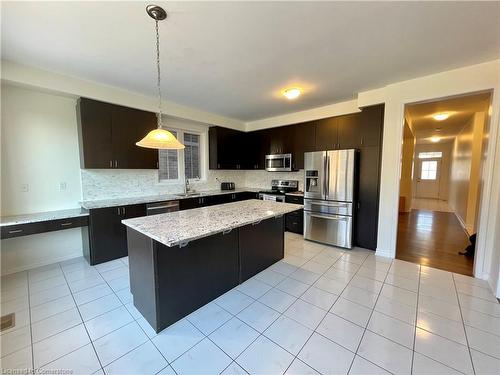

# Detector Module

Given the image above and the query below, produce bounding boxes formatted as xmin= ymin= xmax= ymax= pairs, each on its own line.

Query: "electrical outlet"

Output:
xmin=59 ymin=182 xmax=67 ymax=191
xmin=21 ymin=184 xmax=29 ymax=192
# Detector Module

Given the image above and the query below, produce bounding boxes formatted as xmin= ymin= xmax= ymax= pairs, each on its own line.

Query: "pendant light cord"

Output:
xmin=155 ymin=19 xmax=163 ymax=129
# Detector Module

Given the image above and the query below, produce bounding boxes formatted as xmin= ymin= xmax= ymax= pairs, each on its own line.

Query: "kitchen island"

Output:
xmin=122 ymin=199 xmax=302 ymax=332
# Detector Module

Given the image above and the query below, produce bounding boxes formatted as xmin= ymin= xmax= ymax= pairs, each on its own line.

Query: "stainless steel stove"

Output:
xmin=258 ymin=180 xmax=299 ymax=202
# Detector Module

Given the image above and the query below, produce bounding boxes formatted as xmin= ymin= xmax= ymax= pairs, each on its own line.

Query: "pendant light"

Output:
xmin=136 ymin=5 xmax=185 ymax=150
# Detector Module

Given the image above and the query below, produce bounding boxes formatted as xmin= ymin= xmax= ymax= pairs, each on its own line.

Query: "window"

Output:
xmin=421 ymin=160 xmax=438 ymax=180
xmin=183 ymin=133 xmax=200 ymax=179
xmin=158 ymin=128 xmax=203 ymax=182
xmin=158 ymin=130 xmax=179 ymax=181
xmin=418 ymin=151 xmax=442 ymax=159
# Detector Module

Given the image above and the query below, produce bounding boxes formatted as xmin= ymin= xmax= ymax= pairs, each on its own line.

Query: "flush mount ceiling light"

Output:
xmin=432 ymin=113 xmax=450 ymax=121
xmin=430 ymin=136 xmax=441 ymax=143
xmin=136 ymin=5 xmax=185 ymax=150
xmin=282 ymin=87 xmax=302 ymax=100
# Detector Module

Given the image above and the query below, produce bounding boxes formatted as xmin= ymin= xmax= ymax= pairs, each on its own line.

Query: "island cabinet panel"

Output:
xmin=239 ymin=216 xmax=284 ymax=282
xmin=77 ymin=98 xmax=158 ymax=169
xmin=84 ymin=203 xmax=146 ymax=265
xmin=128 ymin=228 xmax=239 ymax=333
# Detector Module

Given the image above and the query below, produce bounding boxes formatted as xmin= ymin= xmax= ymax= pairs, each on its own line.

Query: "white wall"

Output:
xmin=448 ymin=111 xmax=486 ymax=235
xmin=358 ymin=59 xmax=500 ymax=296
xmin=1 ymin=84 xmax=84 ymax=274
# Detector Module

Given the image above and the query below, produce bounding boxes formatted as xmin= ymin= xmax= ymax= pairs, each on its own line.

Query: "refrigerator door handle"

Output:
xmin=326 ymin=155 xmax=330 ymax=198
xmin=323 ymin=153 xmax=328 ymax=200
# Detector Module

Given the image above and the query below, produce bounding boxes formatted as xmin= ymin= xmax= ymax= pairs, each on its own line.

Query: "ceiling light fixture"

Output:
xmin=433 ymin=113 xmax=450 ymax=121
xmin=430 ymin=136 xmax=440 ymax=143
xmin=282 ymin=87 xmax=302 ymax=100
xmin=136 ymin=5 xmax=185 ymax=150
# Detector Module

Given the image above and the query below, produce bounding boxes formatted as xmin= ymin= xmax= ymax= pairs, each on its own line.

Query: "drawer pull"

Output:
xmin=60 ymin=222 xmax=73 ymax=226
xmin=8 ymin=229 xmax=23 ymax=234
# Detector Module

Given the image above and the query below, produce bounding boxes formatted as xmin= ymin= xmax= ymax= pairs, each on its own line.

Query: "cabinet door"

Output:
xmin=337 ymin=113 xmax=362 ymax=149
xmin=355 ymin=146 xmax=381 ymax=250
xmin=360 ymin=105 xmax=384 ymax=147
xmin=88 ymin=207 xmax=125 ymax=264
xmin=112 ymin=106 xmax=158 ymax=169
xmin=208 ymin=127 xmax=240 ymax=170
xmin=77 ymin=98 xmax=113 ymax=168
xmin=292 ymin=122 xmax=316 ymax=170
xmin=179 ymin=198 xmax=200 ymax=210
xmin=239 ymin=217 xmax=284 ymax=282
xmin=315 ymin=117 xmax=338 ymax=151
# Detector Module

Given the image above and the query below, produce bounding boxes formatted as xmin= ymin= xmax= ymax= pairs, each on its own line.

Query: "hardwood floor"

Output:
xmin=396 ymin=209 xmax=474 ymax=276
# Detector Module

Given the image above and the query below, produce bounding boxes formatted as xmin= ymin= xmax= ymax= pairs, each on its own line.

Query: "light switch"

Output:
xmin=59 ymin=182 xmax=67 ymax=191
xmin=21 ymin=184 xmax=29 ymax=192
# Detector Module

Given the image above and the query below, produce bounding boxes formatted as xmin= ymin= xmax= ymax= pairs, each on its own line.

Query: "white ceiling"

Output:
xmin=2 ymin=1 xmax=500 ymax=122
xmin=406 ymin=92 xmax=491 ymax=144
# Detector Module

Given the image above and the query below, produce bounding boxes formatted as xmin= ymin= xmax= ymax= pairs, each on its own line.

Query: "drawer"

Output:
xmin=285 ymin=195 xmax=304 ymax=204
xmin=286 ymin=213 xmax=303 ymax=235
xmin=1 ymin=222 xmax=50 ymax=239
xmin=48 ymin=216 xmax=89 ymax=231
xmin=1 ymin=216 xmax=88 ymax=239
xmin=286 ymin=209 xmax=303 ymax=218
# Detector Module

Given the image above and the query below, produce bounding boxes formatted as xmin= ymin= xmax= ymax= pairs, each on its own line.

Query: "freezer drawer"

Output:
xmin=304 ymin=199 xmax=352 ymax=216
xmin=304 ymin=211 xmax=352 ymax=248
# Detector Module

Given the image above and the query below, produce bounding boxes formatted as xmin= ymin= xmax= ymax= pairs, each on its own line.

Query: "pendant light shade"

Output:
xmin=137 ymin=5 xmax=185 ymax=150
xmin=136 ymin=128 xmax=185 ymax=149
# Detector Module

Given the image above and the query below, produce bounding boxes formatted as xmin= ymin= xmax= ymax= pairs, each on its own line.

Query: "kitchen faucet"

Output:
xmin=185 ymin=178 xmax=190 ymax=195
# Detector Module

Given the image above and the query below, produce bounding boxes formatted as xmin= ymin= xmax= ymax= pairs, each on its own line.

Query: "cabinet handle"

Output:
xmin=60 ymin=222 xmax=72 ymax=226
xmin=122 ymin=207 xmax=126 ymax=215
xmin=361 ymin=137 xmax=364 ymax=145
xmin=117 ymin=207 xmax=121 ymax=215
xmin=109 ymin=160 xmax=113 ymax=168
xmin=217 ymin=163 xmax=221 ymax=169
xmin=8 ymin=229 xmax=23 ymax=234
xmin=114 ymin=160 xmax=118 ymax=168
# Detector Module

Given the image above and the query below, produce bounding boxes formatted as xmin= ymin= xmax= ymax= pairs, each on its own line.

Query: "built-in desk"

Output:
xmin=0 ymin=208 xmax=89 ymax=239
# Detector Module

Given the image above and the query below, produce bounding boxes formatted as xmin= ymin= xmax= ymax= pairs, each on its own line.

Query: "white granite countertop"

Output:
xmin=1 ymin=208 xmax=89 ymax=227
xmin=122 ymin=199 xmax=302 ymax=247
xmin=80 ymin=188 xmax=260 ymax=209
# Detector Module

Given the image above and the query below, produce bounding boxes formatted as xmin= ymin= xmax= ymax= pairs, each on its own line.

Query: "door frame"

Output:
xmin=378 ymin=83 xmax=499 ymax=284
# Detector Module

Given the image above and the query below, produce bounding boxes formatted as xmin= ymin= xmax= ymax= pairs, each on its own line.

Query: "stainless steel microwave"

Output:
xmin=265 ymin=153 xmax=292 ymax=172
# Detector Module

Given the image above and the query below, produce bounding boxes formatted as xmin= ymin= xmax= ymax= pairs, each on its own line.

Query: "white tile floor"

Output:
xmin=1 ymin=232 xmax=500 ymax=375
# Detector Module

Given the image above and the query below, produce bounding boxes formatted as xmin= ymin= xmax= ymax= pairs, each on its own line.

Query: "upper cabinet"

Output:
xmin=77 ymin=98 xmax=158 ymax=169
xmin=209 ymin=104 xmax=384 ymax=173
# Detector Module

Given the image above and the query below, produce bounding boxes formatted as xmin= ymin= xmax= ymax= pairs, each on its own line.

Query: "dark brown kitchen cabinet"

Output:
xmin=337 ymin=113 xmax=362 ymax=149
xmin=77 ymin=98 xmax=158 ymax=169
xmin=285 ymin=194 xmax=304 ymax=235
xmin=84 ymin=203 xmax=146 ymax=265
xmin=209 ymin=126 xmax=244 ymax=170
xmin=359 ymin=104 xmax=384 ymax=147
xmin=315 ymin=117 xmax=339 ymax=151
xmin=355 ymin=145 xmax=382 ymax=250
xmin=291 ymin=122 xmax=316 ymax=169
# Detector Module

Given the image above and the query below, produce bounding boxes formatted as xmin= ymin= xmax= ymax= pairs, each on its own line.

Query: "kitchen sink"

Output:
xmin=175 ymin=192 xmax=202 ymax=197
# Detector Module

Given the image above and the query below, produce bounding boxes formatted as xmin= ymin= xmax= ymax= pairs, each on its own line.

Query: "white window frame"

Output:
xmin=157 ymin=118 xmax=209 ymax=185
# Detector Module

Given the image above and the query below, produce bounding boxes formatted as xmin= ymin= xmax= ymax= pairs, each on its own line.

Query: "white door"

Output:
xmin=416 ymin=158 xmax=441 ymax=198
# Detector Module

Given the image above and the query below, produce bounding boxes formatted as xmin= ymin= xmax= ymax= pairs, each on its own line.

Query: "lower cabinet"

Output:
xmin=84 ymin=204 xmax=146 ymax=265
xmin=239 ymin=216 xmax=284 ymax=282
xmin=178 ymin=191 xmax=258 ymax=211
xmin=285 ymin=194 xmax=304 ymax=235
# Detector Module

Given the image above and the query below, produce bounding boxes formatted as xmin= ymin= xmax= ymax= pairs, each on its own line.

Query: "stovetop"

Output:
xmin=259 ymin=179 xmax=299 ymax=196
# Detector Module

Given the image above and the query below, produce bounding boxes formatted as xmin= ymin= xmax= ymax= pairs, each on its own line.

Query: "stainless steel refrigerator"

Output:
xmin=304 ymin=149 xmax=356 ymax=248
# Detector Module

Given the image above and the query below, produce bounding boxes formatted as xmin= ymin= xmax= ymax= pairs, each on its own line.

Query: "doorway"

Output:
xmin=396 ymin=92 xmax=491 ymax=276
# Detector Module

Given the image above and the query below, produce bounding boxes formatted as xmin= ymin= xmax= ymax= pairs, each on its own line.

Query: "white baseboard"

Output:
xmin=1 ymin=251 xmax=83 ymax=276
xmin=453 ymin=212 xmax=473 ymax=237
xmin=375 ymin=248 xmax=395 ymax=259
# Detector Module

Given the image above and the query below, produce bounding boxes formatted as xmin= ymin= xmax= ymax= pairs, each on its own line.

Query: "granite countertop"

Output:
xmin=122 ymin=199 xmax=302 ymax=247
xmin=1 ymin=208 xmax=89 ymax=227
xmin=80 ymin=188 xmax=261 ymax=209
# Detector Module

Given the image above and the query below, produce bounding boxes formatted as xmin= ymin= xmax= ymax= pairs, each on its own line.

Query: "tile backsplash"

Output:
xmin=81 ymin=169 xmax=304 ymax=200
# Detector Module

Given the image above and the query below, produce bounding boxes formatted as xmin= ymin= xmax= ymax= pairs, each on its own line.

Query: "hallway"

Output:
xmin=396 ymin=209 xmax=473 ymax=276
